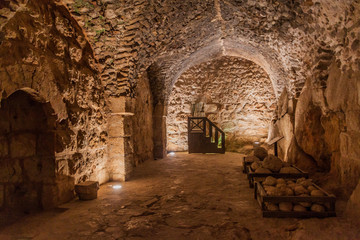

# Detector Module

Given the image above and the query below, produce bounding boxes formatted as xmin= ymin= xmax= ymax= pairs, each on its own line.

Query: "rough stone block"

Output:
xmin=107 ymin=97 xmax=125 ymax=113
xmin=345 ymin=110 xmax=360 ymax=132
xmin=111 ymin=173 xmax=125 ymax=182
xmin=277 ymin=88 xmax=289 ymax=117
xmin=276 ymin=113 xmax=294 ymax=161
xmin=0 ymin=137 xmax=9 ymax=157
xmin=90 ymin=168 xmax=109 ymax=185
xmin=107 ymin=96 xmax=133 ymax=113
xmin=40 ymin=156 xmax=56 ymax=178
xmin=108 ymin=154 xmax=125 ymax=169
xmin=10 ymin=133 xmax=36 ymax=158
xmin=41 ymin=183 xmax=59 ymax=209
xmin=108 ymin=137 xmax=125 ymax=155
xmin=23 ymin=157 xmax=42 ymax=182
xmin=37 ymin=133 xmax=55 ymax=156
xmin=9 ymin=102 xmax=44 ymax=132
xmin=0 ymin=111 xmax=10 ymax=135
xmin=346 ymin=180 xmax=360 ymax=227
xmin=56 ymin=159 xmax=69 ymax=175
xmin=55 ymin=175 xmax=75 ymax=205
xmin=108 ymin=154 xmax=126 ymax=180
xmin=75 ymin=181 xmax=99 ymax=200
xmin=340 ymin=132 xmax=360 ymax=160
xmin=204 ymin=104 xmax=218 ymax=113
xmin=287 ymin=137 xmax=317 ymax=173
xmin=0 ymin=159 xmax=22 ymax=182
xmin=108 ymin=115 xmax=125 ymax=137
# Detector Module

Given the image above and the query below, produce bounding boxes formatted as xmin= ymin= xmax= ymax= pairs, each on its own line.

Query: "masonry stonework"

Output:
xmin=167 ymin=56 xmax=276 ymax=153
xmin=0 ymin=0 xmax=108 ymax=214
xmin=0 ymin=0 xmax=359 ymax=224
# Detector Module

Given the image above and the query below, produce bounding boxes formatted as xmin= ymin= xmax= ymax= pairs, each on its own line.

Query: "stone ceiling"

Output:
xmin=2 ymin=0 xmax=359 ymax=105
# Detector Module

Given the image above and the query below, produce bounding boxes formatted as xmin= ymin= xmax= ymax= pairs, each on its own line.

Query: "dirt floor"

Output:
xmin=0 ymin=152 xmax=359 ymax=240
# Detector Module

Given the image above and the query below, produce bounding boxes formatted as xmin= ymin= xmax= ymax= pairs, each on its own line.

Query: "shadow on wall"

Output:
xmin=0 ymin=89 xmax=74 ymax=226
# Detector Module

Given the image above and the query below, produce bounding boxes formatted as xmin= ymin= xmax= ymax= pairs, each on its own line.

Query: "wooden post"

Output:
xmin=222 ymin=132 xmax=225 ymax=152
xmin=188 ymin=117 xmax=191 ymax=153
xmin=267 ymin=136 xmax=283 ymax=157
xmin=203 ymin=118 xmax=206 ymax=134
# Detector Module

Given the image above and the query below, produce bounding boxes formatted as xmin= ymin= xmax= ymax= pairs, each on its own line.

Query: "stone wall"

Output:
xmin=62 ymin=0 xmax=319 ymax=102
xmin=132 ymin=72 xmax=154 ymax=166
xmin=272 ymin=0 xmax=360 ymax=221
xmin=0 ymin=90 xmax=58 ymax=223
xmin=1 ymin=0 xmax=360 ymax=222
xmin=275 ymin=60 xmax=360 ymax=222
xmin=0 ymin=0 xmax=108 ymax=209
xmin=60 ymin=0 xmax=356 ymax=102
xmin=60 ymin=0 xmax=360 ymax=181
xmin=59 ymin=0 xmax=360 ymax=222
xmin=167 ymin=56 xmax=276 ymax=152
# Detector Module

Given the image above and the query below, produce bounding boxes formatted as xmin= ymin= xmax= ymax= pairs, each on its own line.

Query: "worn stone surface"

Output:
xmin=295 ymin=92 xmax=329 ymax=170
xmin=275 ymin=113 xmax=294 ymax=162
xmin=262 ymin=154 xmax=283 ymax=173
xmin=346 ymin=179 xmax=360 ymax=227
xmin=0 ymin=0 xmax=360 ymax=223
xmin=0 ymin=91 xmax=57 ymax=224
xmin=167 ymin=56 xmax=276 ymax=152
xmin=0 ymin=0 xmax=108 ymax=184
xmin=0 ymin=153 xmax=359 ymax=239
xmin=280 ymin=167 xmax=301 ymax=174
xmin=245 ymin=156 xmax=260 ymax=163
xmin=254 ymin=147 xmax=268 ymax=161
xmin=292 ymin=51 xmax=360 ymax=197
xmin=57 ymin=0 xmax=359 ymax=104
xmin=0 ymin=0 xmax=110 ymax=218
xmin=132 ymin=72 xmax=154 ymax=166
xmin=270 ymin=88 xmax=295 ymax=162
xmin=290 ymin=1 xmax=360 ymax=213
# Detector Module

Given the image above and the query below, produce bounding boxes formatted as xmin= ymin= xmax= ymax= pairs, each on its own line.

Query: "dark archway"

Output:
xmin=0 ymin=89 xmax=57 ymax=224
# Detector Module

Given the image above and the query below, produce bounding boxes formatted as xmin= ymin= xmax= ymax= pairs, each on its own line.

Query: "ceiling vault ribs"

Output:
xmin=214 ymin=0 xmax=226 ymax=54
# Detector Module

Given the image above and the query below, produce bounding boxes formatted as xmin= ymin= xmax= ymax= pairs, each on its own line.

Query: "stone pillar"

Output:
xmin=153 ymin=103 xmax=167 ymax=159
xmin=107 ymin=96 xmax=134 ymax=181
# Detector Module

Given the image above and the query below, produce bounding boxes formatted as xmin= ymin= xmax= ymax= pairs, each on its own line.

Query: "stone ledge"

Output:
xmin=110 ymin=112 xmax=134 ymax=116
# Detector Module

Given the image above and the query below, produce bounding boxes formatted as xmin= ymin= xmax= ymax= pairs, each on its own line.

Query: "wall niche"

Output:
xmin=0 ymin=89 xmax=57 ymax=224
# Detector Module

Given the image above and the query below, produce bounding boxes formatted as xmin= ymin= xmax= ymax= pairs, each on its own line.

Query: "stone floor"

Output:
xmin=0 ymin=152 xmax=359 ymax=240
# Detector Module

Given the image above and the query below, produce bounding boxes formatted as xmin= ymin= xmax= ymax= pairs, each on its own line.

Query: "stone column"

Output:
xmin=153 ymin=103 xmax=167 ymax=159
xmin=107 ymin=96 xmax=134 ymax=181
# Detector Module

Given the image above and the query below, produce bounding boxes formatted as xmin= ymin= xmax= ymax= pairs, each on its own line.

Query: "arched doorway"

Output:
xmin=166 ymin=56 xmax=276 ymax=153
xmin=0 ymin=89 xmax=57 ymax=223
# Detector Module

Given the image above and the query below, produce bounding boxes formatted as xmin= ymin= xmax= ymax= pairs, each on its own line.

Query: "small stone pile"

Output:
xmin=253 ymin=146 xmax=268 ymax=160
xmin=245 ymin=147 xmax=300 ymax=174
xmin=262 ymin=176 xmax=329 ymax=212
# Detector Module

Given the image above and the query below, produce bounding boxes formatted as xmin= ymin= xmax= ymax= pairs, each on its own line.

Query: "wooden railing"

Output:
xmin=188 ymin=117 xmax=225 ymax=154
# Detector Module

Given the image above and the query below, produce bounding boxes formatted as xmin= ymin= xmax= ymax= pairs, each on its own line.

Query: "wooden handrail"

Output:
xmin=188 ymin=117 xmax=226 ymax=153
xmin=188 ymin=117 xmax=225 ymax=135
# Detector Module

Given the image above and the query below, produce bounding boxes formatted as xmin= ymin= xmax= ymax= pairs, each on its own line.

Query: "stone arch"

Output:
xmin=0 ymin=88 xmax=58 ymax=224
xmin=147 ymin=39 xmax=284 ymax=157
xmin=166 ymin=39 xmax=286 ymax=105
xmin=166 ymin=55 xmax=277 ymax=152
